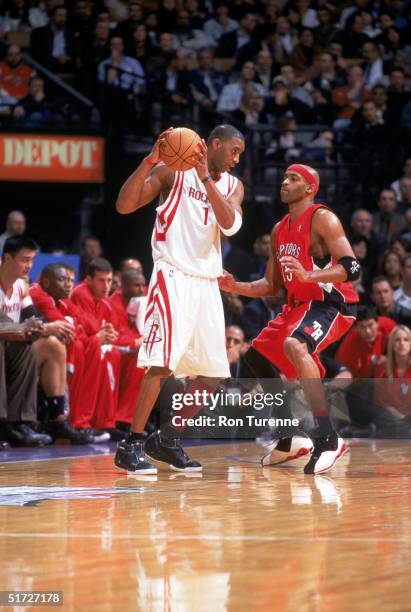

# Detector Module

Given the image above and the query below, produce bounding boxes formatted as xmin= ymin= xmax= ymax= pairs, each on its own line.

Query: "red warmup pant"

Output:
xmin=92 ymin=347 xmax=121 ymax=430
xmin=68 ymin=341 xmax=121 ymax=430
xmin=67 ymin=336 xmax=102 ymax=429
xmin=116 ymin=354 xmax=145 ymax=424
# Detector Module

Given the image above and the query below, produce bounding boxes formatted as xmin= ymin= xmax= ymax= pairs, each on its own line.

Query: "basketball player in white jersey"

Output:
xmin=114 ymin=124 xmax=245 ymax=473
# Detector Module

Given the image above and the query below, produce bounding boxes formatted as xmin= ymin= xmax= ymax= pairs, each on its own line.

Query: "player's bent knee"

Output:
xmin=283 ymin=337 xmax=309 ymax=362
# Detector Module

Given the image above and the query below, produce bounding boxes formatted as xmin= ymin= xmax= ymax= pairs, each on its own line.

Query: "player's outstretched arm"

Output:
xmin=218 ymin=226 xmax=282 ymax=297
xmin=116 ymin=128 xmax=174 ymax=214
xmin=280 ymin=209 xmax=360 ymax=284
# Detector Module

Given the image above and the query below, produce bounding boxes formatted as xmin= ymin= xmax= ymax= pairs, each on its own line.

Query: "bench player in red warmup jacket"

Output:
xmin=220 ymin=164 xmax=360 ymax=474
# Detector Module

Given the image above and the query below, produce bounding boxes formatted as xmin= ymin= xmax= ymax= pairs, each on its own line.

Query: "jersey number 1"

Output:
xmin=203 ymin=207 xmax=209 ymax=225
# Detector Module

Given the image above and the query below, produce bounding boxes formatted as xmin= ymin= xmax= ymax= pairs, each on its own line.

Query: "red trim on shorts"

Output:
xmin=157 ymin=270 xmax=172 ymax=368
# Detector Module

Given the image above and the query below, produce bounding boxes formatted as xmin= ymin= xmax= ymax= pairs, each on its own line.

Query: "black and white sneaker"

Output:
xmin=304 ymin=432 xmax=347 ymax=475
xmin=145 ymin=431 xmax=202 ymax=472
xmin=114 ymin=440 xmax=157 ymax=474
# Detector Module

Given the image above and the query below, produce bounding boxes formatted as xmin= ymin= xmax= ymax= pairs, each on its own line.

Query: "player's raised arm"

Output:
xmin=280 ymin=208 xmax=361 ymax=284
xmin=116 ymin=128 xmax=175 ymax=214
xmin=218 ymin=226 xmax=282 ymax=297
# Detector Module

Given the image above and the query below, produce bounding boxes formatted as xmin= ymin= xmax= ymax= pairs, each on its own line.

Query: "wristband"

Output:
xmin=219 ymin=209 xmax=243 ymax=237
xmin=144 ymin=157 xmax=156 ymax=168
xmin=202 ymin=175 xmax=212 ymax=183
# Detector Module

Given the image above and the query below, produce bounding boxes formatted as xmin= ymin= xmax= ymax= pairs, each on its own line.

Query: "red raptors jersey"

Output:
xmin=276 ymin=204 xmax=358 ymax=305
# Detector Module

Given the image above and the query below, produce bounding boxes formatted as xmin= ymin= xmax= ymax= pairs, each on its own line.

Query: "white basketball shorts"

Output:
xmin=138 ymin=260 xmax=230 ymax=377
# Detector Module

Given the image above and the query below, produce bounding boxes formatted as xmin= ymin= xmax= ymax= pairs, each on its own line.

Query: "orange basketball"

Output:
xmin=159 ymin=127 xmax=202 ymax=171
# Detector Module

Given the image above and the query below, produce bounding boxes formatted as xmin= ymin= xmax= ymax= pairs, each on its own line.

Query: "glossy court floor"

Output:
xmin=0 ymin=439 xmax=411 ymax=612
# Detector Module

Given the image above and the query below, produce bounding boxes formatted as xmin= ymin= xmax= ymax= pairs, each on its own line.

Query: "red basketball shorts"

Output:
xmin=251 ymin=300 xmax=357 ymax=380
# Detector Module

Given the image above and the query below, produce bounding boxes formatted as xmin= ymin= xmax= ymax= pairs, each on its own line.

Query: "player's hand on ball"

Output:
xmin=218 ymin=270 xmax=236 ymax=292
xmin=194 ymin=139 xmax=209 ymax=180
xmin=147 ymin=127 xmax=174 ymax=166
xmin=280 ymin=256 xmax=310 ymax=282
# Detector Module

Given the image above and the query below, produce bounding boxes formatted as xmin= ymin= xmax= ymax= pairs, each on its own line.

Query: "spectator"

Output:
xmin=249 ymin=233 xmax=271 ymax=281
xmin=335 ymin=304 xmax=397 ymax=434
xmin=129 ymin=24 xmax=155 ymax=69
xmin=332 ymin=64 xmax=370 ymax=127
xmin=222 ymin=291 xmax=246 ymax=329
xmin=189 ymin=48 xmax=228 ymax=132
xmin=263 ymin=74 xmax=317 ymax=125
xmin=394 ymin=254 xmax=411 ymax=310
xmin=184 ymin=0 xmax=207 ymax=30
xmin=371 ymin=276 xmax=411 ymax=327
xmin=30 ymin=6 xmax=75 ymax=73
xmin=113 ymin=2 xmax=144 ymax=52
xmin=0 ymin=45 xmax=33 ymax=102
xmin=391 ymin=157 xmax=411 ymax=200
xmin=203 ymin=4 xmax=238 ymax=47
xmin=254 ymin=48 xmax=276 ymax=95
xmin=362 ymin=40 xmax=384 ymax=90
xmin=288 ymin=28 xmax=319 ymax=81
xmin=151 ymin=50 xmax=192 ymax=125
xmin=0 ymin=210 xmax=26 ymax=254
xmin=316 ymin=7 xmax=338 ymax=49
xmin=372 ymin=188 xmax=405 ymax=248
xmin=337 ymin=12 xmax=369 ymax=59
xmin=379 ymin=251 xmax=403 ymax=291
xmin=13 ymin=76 xmax=55 ymax=128
xmin=148 ymin=32 xmax=177 ymax=74
xmin=0 ymin=0 xmax=31 ymax=33
xmin=217 ymin=61 xmax=265 ymax=112
xmin=398 ymin=177 xmax=411 ymax=214
xmin=391 ymin=237 xmax=411 ymax=260
xmin=280 ymin=64 xmax=314 ymax=108
xmin=236 ymin=23 xmax=277 ymax=68
xmin=386 ymin=68 xmax=409 ymax=126
xmin=230 ymin=84 xmax=265 ymax=128
xmin=157 ymin=0 xmax=178 ymax=33
xmin=274 ymin=15 xmax=295 ymax=59
xmin=101 ymin=37 xmax=143 ymax=85
xmin=296 ymin=0 xmax=319 ymax=29
xmin=373 ymin=325 xmax=411 ymax=424
xmin=171 ymin=9 xmax=211 ymax=57
xmin=225 ymin=324 xmax=251 ymax=378
xmin=79 ymin=236 xmax=103 ymax=279
xmin=77 ymin=19 xmax=111 ymax=97
xmin=216 ymin=11 xmax=258 ymax=59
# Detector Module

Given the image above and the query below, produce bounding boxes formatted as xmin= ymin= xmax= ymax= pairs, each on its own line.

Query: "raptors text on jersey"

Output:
xmin=275 ymin=204 xmax=359 ymax=304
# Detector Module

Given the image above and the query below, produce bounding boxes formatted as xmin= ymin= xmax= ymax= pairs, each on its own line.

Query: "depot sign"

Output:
xmin=0 ymin=134 xmax=105 ymax=183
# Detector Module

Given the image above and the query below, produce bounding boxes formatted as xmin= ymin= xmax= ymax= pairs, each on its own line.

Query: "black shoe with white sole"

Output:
xmin=145 ymin=431 xmax=202 ymax=472
xmin=304 ymin=431 xmax=347 ymax=475
xmin=114 ymin=440 xmax=157 ymax=474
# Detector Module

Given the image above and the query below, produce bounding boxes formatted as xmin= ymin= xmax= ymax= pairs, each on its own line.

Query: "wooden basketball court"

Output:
xmin=0 ymin=439 xmax=410 ymax=610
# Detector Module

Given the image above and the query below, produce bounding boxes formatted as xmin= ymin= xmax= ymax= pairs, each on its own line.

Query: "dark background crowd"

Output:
xmin=1 ymin=0 xmax=411 ymax=447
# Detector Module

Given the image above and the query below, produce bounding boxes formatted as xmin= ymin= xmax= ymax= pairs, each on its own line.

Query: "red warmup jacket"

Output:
xmin=70 ymin=282 xmax=117 ymax=330
xmin=335 ymin=316 xmax=397 ymax=378
xmin=108 ymin=290 xmax=141 ymax=349
xmin=29 ymin=284 xmax=100 ymax=337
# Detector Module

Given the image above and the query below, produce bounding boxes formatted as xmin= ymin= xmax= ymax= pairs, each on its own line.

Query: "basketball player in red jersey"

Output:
xmin=219 ymin=164 xmax=360 ymax=474
xmin=114 ymin=124 xmax=245 ymax=474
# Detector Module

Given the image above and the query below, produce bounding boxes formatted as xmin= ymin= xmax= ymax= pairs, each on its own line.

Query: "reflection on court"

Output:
xmin=1 ymin=440 xmax=411 ymax=611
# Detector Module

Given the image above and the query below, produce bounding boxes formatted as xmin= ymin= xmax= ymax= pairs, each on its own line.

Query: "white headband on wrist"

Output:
xmin=219 ymin=210 xmax=242 ymax=237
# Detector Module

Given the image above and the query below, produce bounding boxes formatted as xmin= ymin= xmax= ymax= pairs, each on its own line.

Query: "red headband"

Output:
xmin=286 ymin=164 xmax=319 ymax=195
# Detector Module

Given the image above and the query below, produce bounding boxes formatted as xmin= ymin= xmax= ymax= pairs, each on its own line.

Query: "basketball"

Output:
xmin=159 ymin=127 xmax=202 ymax=171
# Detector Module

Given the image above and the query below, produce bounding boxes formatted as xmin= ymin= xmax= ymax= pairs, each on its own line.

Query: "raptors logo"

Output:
xmin=144 ymin=318 xmax=162 ymax=356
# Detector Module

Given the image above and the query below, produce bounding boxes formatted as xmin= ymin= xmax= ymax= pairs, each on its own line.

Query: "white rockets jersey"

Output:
xmin=152 ymin=168 xmax=239 ymax=279
xmin=0 ymin=279 xmax=26 ymax=323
